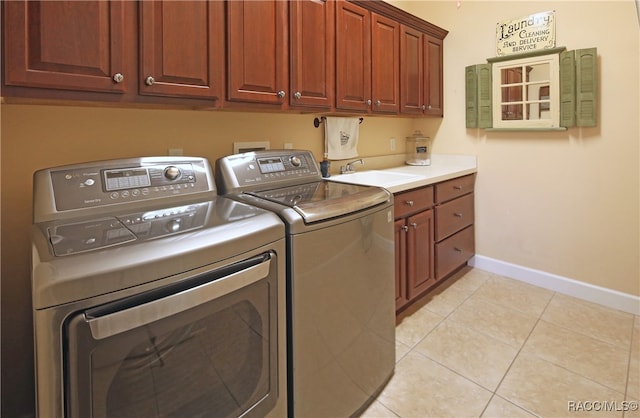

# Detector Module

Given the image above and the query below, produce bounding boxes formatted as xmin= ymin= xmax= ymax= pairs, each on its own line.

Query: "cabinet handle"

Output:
xmin=454 ymin=185 xmax=463 ymax=190
xmin=454 ymin=247 xmax=463 ymax=252
xmin=410 ymin=222 xmax=418 ymax=229
xmin=145 ymin=76 xmax=155 ymax=86
xmin=366 ymin=99 xmax=372 ymax=106
xmin=294 ymin=92 xmax=301 ymax=100
xmin=375 ymin=100 xmax=381 ymax=107
xmin=112 ymin=73 xmax=124 ymax=83
xmin=421 ymin=104 xmax=426 ymax=111
xmin=277 ymin=90 xmax=286 ymax=99
xmin=405 ymin=200 xmax=414 ymax=207
xmin=454 ymin=213 xmax=463 ymax=218
xmin=401 ymin=225 xmax=409 ymax=232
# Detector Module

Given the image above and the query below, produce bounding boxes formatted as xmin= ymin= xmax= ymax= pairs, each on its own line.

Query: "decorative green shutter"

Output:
xmin=477 ymin=64 xmax=492 ymax=128
xmin=575 ymin=48 xmax=597 ymax=127
xmin=560 ymin=50 xmax=576 ymax=127
xmin=465 ymin=65 xmax=478 ymax=128
xmin=465 ymin=64 xmax=492 ymax=128
xmin=561 ymin=48 xmax=597 ymax=128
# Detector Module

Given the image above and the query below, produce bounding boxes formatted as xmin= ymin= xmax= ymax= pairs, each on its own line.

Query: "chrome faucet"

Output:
xmin=340 ymin=158 xmax=364 ymax=174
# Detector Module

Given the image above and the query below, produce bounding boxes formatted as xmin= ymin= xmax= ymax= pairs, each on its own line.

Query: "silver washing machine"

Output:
xmin=216 ymin=150 xmax=396 ymax=418
xmin=31 ymin=157 xmax=287 ymax=418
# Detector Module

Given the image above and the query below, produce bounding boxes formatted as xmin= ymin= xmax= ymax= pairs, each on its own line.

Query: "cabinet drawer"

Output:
xmin=436 ymin=225 xmax=474 ymax=279
xmin=435 ymin=174 xmax=476 ymax=203
xmin=435 ymin=193 xmax=474 ymax=241
xmin=394 ymin=186 xmax=433 ymax=218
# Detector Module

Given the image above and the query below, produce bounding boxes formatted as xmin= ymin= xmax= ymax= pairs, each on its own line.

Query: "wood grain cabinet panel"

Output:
xmin=435 ymin=174 xmax=476 ymax=203
xmin=335 ymin=0 xmax=371 ymax=112
xmin=139 ymin=1 xmax=224 ymax=100
xmin=3 ymin=0 xmax=129 ymax=94
xmin=435 ymin=193 xmax=474 ymax=241
xmin=227 ymin=0 xmax=288 ymax=106
xmin=394 ymin=186 xmax=434 ymax=218
xmin=289 ymin=0 xmax=335 ymax=109
xmin=371 ymin=13 xmax=399 ymax=114
xmin=436 ymin=225 xmax=475 ymax=279
xmin=394 ymin=185 xmax=434 ymax=311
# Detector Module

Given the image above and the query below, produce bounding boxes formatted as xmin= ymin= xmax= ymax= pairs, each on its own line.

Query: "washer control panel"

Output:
xmin=216 ymin=150 xmax=321 ymax=194
xmin=34 ymin=157 xmax=215 ymax=220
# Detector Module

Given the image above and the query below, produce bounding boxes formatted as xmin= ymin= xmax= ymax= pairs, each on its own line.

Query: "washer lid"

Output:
xmin=247 ymin=181 xmax=391 ymax=223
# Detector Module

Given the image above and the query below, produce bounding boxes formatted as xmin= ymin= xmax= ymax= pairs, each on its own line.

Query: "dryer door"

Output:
xmin=64 ymin=253 xmax=279 ymax=418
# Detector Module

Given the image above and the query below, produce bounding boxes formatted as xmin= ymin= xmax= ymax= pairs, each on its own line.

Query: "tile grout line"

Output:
xmin=477 ymin=289 xmax=559 ymax=418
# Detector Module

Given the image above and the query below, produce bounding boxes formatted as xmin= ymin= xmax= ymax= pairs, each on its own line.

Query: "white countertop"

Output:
xmin=327 ymin=154 xmax=477 ymax=193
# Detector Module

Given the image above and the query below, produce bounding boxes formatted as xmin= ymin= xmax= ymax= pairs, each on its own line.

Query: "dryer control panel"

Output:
xmin=33 ymin=157 xmax=216 ymax=222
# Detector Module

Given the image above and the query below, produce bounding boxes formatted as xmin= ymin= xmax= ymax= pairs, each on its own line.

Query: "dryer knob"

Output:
xmin=164 ymin=166 xmax=181 ymax=180
xmin=290 ymin=156 xmax=302 ymax=167
xmin=166 ymin=219 xmax=181 ymax=232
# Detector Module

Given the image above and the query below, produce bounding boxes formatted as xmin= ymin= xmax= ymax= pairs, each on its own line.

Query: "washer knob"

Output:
xmin=290 ymin=156 xmax=302 ymax=167
xmin=164 ymin=166 xmax=181 ymax=180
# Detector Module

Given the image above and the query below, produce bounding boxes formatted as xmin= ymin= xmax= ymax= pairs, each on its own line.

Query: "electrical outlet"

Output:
xmin=284 ymin=143 xmax=293 ymax=149
xmin=168 ymin=148 xmax=183 ymax=156
xmin=389 ymin=138 xmax=396 ymax=151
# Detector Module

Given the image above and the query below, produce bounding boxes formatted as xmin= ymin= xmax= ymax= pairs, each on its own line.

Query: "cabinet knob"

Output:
xmin=421 ymin=104 xmax=426 ymax=111
xmin=294 ymin=92 xmax=301 ymax=100
xmin=145 ymin=76 xmax=155 ymax=86
xmin=277 ymin=90 xmax=286 ymax=99
xmin=112 ymin=73 xmax=124 ymax=83
xmin=454 ymin=213 xmax=463 ymax=218
xmin=410 ymin=222 xmax=418 ymax=229
xmin=405 ymin=200 xmax=414 ymax=207
xmin=428 ymin=105 xmax=432 ymax=110
xmin=401 ymin=225 xmax=409 ymax=232
xmin=366 ymin=99 xmax=372 ymax=106
xmin=375 ymin=100 xmax=381 ymax=107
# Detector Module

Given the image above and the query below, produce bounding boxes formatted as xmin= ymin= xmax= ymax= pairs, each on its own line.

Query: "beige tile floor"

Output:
xmin=360 ymin=267 xmax=640 ymax=418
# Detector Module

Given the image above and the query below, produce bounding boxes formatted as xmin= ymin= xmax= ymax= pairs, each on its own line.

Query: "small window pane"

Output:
xmin=501 ymin=67 xmax=523 ymax=84
xmin=501 ymin=85 xmax=523 ymax=103
xmin=502 ymin=104 xmax=523 ymax=120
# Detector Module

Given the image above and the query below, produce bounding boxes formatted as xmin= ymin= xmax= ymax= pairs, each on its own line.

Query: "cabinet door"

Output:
xmin=424 ymin=35 xmax=443 ymax=116
xmin=139 ymin=1 xmax=224 ymax=100
xmin=289 ymin=0 xmax=334 ymax=109
xmin=371 ymin=13 xmax=399 ymax=114
xmin=227 ymin=0 xmax=288 ymax=105
xmin=407 ymin=210 xmax=435 ymax=299
xmin=335 ymin=0 xmax=371 ymax=111
xmin=395 ymin=219 xmax=408 ymax=311
xmin=400 ymin=25 xmax=424 ymax=115
xmin=4 ymin=0 xmax=129 ymax=93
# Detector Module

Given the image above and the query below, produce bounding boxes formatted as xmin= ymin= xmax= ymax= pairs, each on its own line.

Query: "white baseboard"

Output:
xmin=469 ymin=255 xmax=640 ymax=316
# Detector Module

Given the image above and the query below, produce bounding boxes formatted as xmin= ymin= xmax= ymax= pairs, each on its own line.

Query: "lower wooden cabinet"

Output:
xmin=394 ymin=186 xmax=434 ymax=311
xmin=395 ymin=174 xmax=476 ymax=312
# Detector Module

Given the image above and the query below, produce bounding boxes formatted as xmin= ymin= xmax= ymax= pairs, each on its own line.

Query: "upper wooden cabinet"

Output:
xmin=371 ymin=13 xmax=400 ymax=114
xmin=335 ymin=1 xmax=399 ymax=114
xmin=289 ymin=0 xmax=335 ymax=110
xmin=335 ymin=1 xmax=371 ymax=112
xmin=3 ymin=0 xmax=130 ymax=94
xmin=400 ymin=25 xmax=443 ymax=116
xmin=226 ymin=0 xmax=288 ymax=107
xmin=2 ymin=0 xmax=448 ymax=116
xmin=139 ymin=1 xmax=224 ymax=100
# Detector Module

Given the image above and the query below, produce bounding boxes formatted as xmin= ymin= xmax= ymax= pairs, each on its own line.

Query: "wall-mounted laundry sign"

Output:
xmin=496 ymin=11 xmax=556 ymax=56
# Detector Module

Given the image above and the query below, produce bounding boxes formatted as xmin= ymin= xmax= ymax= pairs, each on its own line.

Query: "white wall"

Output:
xmin=394 ymin=0 xmax=640 ymax=297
